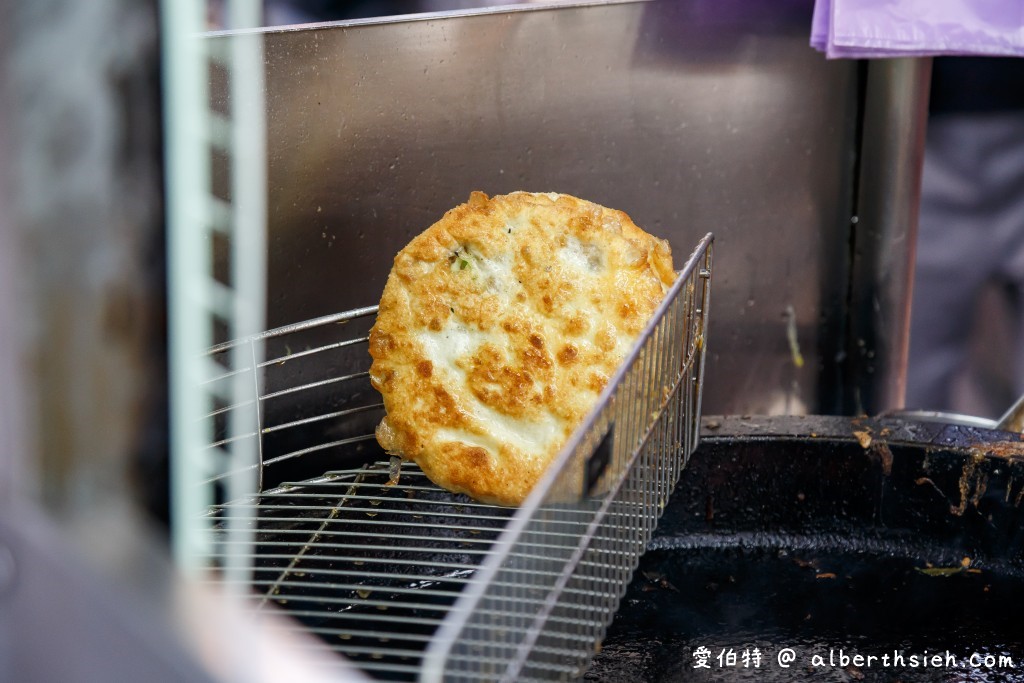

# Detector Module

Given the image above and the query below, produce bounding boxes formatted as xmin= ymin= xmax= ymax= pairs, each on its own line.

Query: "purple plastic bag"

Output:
xmin=811 ymin=0 xmax=1024 ymax=58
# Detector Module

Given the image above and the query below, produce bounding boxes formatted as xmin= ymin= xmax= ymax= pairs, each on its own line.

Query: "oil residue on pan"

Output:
xmin=588 ymin=416 xmax=1024 ymax=683
xmin=590 ymin=547 xmax=1024 ymax=682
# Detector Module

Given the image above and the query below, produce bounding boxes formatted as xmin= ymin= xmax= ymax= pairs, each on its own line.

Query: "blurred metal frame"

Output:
xmin=164 ymin=0 xmax=268 ymax=582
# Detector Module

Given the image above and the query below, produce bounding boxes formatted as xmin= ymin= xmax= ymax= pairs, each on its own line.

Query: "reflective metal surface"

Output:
xmin=996 ymin=393 xmax=1024 ymax=433
xmin=845 ymin=58 xmax=932 ymax=415
xmin=213 ymin=0 xmax=927 ymax=415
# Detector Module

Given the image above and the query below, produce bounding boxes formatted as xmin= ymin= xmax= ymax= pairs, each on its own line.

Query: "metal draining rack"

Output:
xmin=199 ymin=233 xmax=713 ymax=682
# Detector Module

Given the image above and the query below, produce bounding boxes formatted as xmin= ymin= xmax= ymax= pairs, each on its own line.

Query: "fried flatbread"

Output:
xmin=368 ymin=191 xmax=676 ymax=505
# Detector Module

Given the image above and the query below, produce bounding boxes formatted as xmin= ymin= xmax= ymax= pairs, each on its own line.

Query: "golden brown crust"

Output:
xmin=368 ymin=191 xmax=676 ymax=505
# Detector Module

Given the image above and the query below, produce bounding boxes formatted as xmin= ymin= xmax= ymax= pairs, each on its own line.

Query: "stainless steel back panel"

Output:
xmin=213 ymin=0 xmax=926 ymax=415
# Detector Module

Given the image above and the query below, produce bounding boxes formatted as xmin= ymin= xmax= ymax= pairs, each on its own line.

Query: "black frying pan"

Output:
xmin=588 ymin=415 xmax=1024 ymax=682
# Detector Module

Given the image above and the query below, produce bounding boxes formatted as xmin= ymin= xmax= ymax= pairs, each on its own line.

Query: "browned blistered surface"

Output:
xmin=369 ymin=191 xmax=676 ymax=505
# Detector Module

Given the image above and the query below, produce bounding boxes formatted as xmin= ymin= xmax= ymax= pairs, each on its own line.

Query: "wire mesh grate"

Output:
xmin=200 ymin=233 xmax=713 ymax=681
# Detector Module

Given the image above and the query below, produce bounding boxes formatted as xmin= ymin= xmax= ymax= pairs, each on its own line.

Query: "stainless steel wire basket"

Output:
xmin=200 ymin=232 xmax=713 ymax=682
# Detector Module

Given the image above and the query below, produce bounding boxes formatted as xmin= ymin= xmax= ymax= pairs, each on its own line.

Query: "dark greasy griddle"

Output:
xmin=588 ymin=415 xmax=1024 ymax=682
